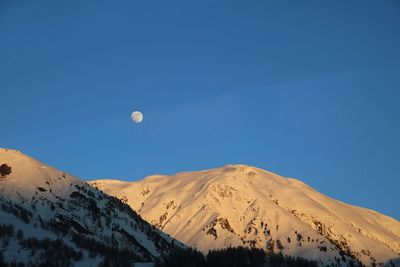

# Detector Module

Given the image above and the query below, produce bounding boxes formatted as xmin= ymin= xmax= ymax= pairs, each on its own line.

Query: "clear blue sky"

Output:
xmin=1 ymin=1 xmax=399 ymax=219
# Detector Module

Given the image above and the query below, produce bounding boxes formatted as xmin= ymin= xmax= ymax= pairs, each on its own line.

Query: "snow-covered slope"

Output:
xmin=91 ymin=164 xmax=400 ymax=267
xmin=0 ymin=148 xmax=182 ymax=266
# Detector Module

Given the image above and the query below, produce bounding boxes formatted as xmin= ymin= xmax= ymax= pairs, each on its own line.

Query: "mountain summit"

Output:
xmin=0 ymin=148 xmax=181 ymax=266
xmin=91 ymin=164 xmax=400 ymax=266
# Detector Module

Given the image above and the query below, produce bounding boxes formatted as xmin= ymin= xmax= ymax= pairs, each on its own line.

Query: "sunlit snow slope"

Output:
xmin=0 ymin=148 xmax=181 ymax=266
xmin=91 ymin=165 xmax=400 ymax=266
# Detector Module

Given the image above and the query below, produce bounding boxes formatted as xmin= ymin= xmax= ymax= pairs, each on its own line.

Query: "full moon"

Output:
xmin=131 ymin=111 xmax=143 ymax=123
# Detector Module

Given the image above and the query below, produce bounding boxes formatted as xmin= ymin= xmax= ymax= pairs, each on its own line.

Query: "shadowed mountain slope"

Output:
xmin=0 ymin=148 xmax=183 ymax=266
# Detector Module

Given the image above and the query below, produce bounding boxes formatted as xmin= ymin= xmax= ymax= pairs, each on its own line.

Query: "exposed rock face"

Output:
xmin=0 ymin=148 xmax=182 ymax=266
xmin=92 ymin=164 xmax=400 ymax=266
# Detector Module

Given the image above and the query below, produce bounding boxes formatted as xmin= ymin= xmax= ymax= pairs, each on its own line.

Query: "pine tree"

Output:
xmin=0 ymin=164 xmax=11 ymax=178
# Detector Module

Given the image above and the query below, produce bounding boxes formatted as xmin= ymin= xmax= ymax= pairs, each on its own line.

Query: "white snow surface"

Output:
xmin=91 ymin=164 xmax=400 ymax=266
xmin=0 ymin=148 xmax=180 ymax=266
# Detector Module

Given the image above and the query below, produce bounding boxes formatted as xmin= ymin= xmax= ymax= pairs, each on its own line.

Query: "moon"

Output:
xmin=131 ymin=111 xmax=143 ymax=123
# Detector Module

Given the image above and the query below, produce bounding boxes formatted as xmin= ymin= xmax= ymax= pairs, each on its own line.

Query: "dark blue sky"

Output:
xmin=1 ymin=1 xmax=399 ymax=219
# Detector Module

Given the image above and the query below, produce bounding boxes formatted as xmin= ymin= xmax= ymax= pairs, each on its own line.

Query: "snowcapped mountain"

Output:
xmin=0 ymin=148 xmax=182 ymax=266
xmin=91 ymin=164 xmax=400 ymax=267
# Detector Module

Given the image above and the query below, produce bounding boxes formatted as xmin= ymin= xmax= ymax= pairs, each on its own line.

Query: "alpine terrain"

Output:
xmin=91 ymin=165 xmax=400 ymax=266
xmin=0 ymin=148 xmax=182 ymax=266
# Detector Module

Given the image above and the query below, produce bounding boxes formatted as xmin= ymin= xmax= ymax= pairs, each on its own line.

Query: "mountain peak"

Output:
xmin=0 ymin=148 xmax=80 ymax=201
xmin=92 ymin=165 xmax=400 ymax=266
xmin=0 ymin=148 xmax=182 ymax=266
xmin=0 ymin=148 xmax=37 ymax=164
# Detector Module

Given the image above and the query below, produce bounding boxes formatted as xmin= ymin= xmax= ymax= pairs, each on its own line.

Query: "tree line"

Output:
xmin=156 ymin=246 xmax=320 ymax=267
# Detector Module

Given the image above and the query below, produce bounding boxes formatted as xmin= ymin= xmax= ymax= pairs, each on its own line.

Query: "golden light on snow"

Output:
xmin=131 ymin=111 xmax=143 ymax=123
xmin=90 ymin=164 xmax=400 ymax=266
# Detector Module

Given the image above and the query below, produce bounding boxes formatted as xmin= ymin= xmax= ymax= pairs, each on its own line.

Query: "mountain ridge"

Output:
xmin=91 ymin=164 xmax=400 ymax=266
xmin=0 ymin=148 xmax=183 ymax=266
